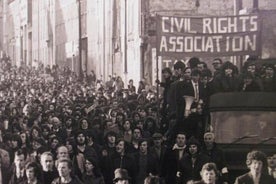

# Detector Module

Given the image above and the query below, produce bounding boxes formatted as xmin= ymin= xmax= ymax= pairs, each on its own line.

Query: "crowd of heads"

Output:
xmin=163 ymin=57 xmax=276 ymax=94
xmin=0 ymin=57 xmax=172 ymax=184
xmin=0 ymin=55 xmax=275 ymax=184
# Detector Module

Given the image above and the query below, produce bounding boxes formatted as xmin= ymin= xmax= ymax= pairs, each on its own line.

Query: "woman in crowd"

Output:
xmin=82 ymin=156 xmax=105 ymax=184
xmin=213 ymin=61 xmax=240 ymax=93
xmin=234 ymin=150 xmax=274 ymax=184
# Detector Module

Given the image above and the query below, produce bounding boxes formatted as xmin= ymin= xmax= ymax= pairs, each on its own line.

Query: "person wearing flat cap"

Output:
xmin=149 ymin=133 xmax=167 ymax=176
xmin=113 ymin=168 xmax=131 ymax=184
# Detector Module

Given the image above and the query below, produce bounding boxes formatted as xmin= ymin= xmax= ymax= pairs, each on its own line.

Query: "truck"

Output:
xmin=209 ymin=92 xmax=276 ymax=183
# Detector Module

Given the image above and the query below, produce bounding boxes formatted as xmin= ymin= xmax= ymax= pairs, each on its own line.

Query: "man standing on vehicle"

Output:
xmin=212 ymin=58 xmax=223 ymax=78
xmin=167 ymin=60 xmax=186 ymax=116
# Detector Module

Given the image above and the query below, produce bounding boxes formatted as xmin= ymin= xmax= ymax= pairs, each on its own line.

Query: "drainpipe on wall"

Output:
xmin=78 ymin=0 xmax=82 ymax=78
xmin=103 ymin=0 xmax=106 ymax=81
xmin=124 ymin=0 xmax=128 ymax=79
xmin=38 ymin=0 xmax=40 ymax=65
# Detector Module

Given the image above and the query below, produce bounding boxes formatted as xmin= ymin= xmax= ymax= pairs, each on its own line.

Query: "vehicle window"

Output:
xmin=210 ymin=111 xmax=276 ymax=144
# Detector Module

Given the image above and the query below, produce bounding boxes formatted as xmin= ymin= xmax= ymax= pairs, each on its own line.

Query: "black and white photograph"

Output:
xmin=0 ymin=0 xmax=275 ymax=184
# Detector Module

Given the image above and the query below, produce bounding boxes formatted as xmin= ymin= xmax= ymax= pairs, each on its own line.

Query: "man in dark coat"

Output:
xmin=8 ymin=149 xmax=27 ymax=184
xmin=167 ymin=60 xmax=186 ymax=116
xmin=133 ymin=139 xmax=159 ymax=184
xmin=149 ymin=132 xmax=167 ymax=176
xmin=176 ymin=69 xmax=207 ymax=138
xmin=40 ymin=151 xmax=58 ymax=184
xmin=202 ymin=132 xmax=229 ymax=183
xmin=72 ymin=131 xmax=98 ymax=180
xmin=110 ymin=139 xmax=137 ymax=184
xmin=0 ymin=152 xmax=9 ymax=184
xmin=162 ymin=132 xmax=188 ymax=184
xmin=267 ymin=153 xmax=276 ymax=180
xmin=213 ymin=61 xmax=240 ymax=93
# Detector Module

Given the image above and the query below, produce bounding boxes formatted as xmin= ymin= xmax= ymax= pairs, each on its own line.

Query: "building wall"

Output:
xmin=0 ymin=0 xmax=3 ymax=52
xmin=260 ymin=10 xmax=276 ymax=58
xmin=124 ymin=0 xmax=142 ymax=87
xmin=1 ymin=0 xmax=8 ymax=55
xmin=2 ymin=0 xmax=275 ymax=83
xmin=31 ymin=0 xmax=49 ymax=67
xmin=7 ymin=0 xmax=21 ymax=66
xmin=144 ymin=0 xmax=276 ymax=83
xmin=87 ymin=0 xmax=104 ymax=79
xmin=86 ymin=0 xmax=142 ymax=86
xmin=55 ymin=0 xmax=79 ymax=70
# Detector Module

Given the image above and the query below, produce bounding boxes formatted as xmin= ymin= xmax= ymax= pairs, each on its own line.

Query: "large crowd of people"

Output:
xmin=0 ymin=56 xmax=275 ymax=184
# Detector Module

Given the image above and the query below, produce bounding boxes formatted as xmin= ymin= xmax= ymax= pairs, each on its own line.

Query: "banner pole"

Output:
xmin=155 ymin=13 xmax=161 ymax=130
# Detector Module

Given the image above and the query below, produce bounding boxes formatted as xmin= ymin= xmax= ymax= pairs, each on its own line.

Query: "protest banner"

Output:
xmin=156 ymin=14 xmax=261 ymax=58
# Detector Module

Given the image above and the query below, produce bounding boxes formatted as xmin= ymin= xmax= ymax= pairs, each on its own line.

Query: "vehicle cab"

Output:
xmin=209 ymin=92 xmax=276 ymax=182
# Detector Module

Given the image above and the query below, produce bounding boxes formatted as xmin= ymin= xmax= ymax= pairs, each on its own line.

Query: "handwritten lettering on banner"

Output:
xmin=156 ymin=14 xmax=261 ymax=57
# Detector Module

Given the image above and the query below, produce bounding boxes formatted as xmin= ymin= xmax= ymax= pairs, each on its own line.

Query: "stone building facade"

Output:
xmin=1 ymin=0 xmax=276 ymax=86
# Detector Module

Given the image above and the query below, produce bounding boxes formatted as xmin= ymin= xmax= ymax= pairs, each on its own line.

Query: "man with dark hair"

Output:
xmin=9 ymin=133 xmax=22 ymax=162
xmin=101 ymin=131 xmax=117 ymax=184
xmin=172 ymin=60 xmax=186 ymax=81
xmin=188 ymin=57 xmax=201 ymax=70
xmin=86 ymin=130 xmax=103 ymax=159
xmin=102 ymin=131 xmax=117 ymax=157
xmin=130 ymin=127 xmax=143 ymax=153
xmin=149 ymin=132 xmax=167 ymax=176
xmin=234 ymin=150 xmax=274 ymax=184
xmin=133 ymin=139 xmax=159 ymax=184
xmin=72 ymin=131 xmax=97 ymax=180
xmin=212 ymin=58 xmax=223 ymax=78
xmin=157 ymin=67 xmax=173 ymax=117
xmin=176 ymin=69 xmax=206 ymax=138
xmin=0 ymin=153 xmax=9 ymax=184
xmin=167 ymin=60 xmax=186 ymax=117
xmin=20 ymin=161 xmax=43 ymax=184
xmin=261 ymin=63 xmax=276 ymax=92
xmin=197 ymin=61 xmax=207 ymax=72
xmin=213 ymin=61 xmax=240 ymax=93
xmin=267 ymin=153 xmax=276 ymax=180
xmin=8 ymin=149 xmax=27 ymax=184
xmin=178 ymin=136 xmax=210 ymax=183
xmin=111 ymin=139 xmax=136 ymax=183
